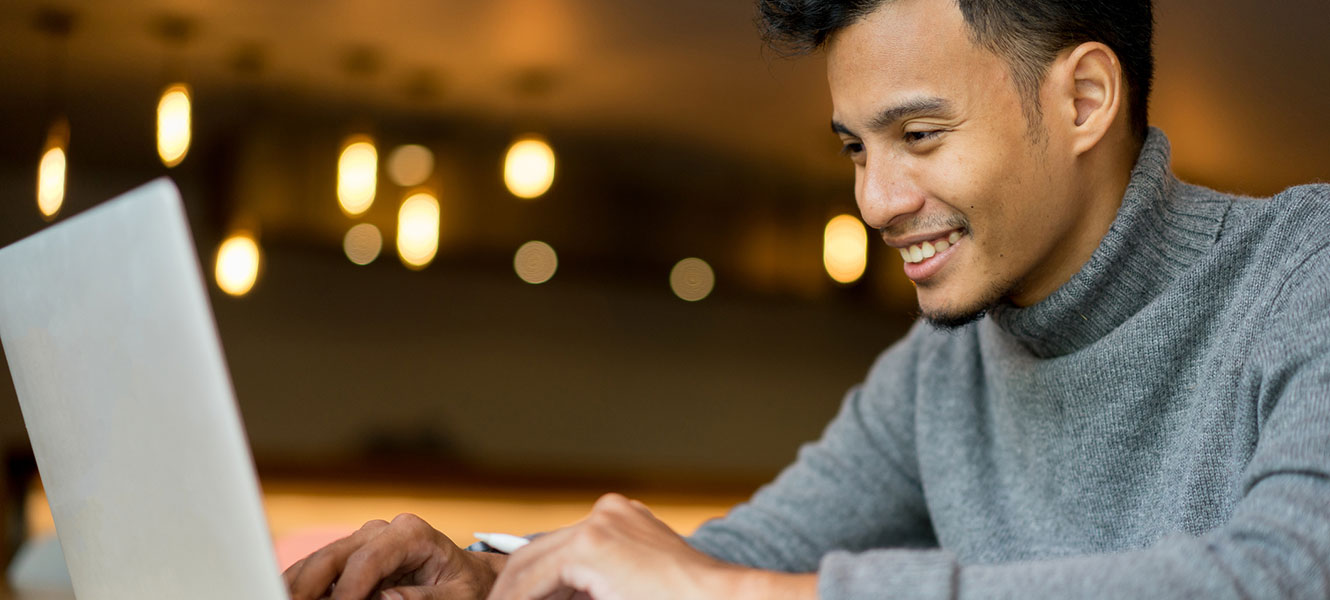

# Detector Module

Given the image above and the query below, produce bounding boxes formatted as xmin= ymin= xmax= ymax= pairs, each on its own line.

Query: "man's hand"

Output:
xmin=488 ymin=493 xmax=817 ymax=600
xmin=282 ymin=513 xmax=506 ymax=600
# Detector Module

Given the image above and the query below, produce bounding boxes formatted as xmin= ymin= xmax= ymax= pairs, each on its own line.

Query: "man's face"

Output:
xmin=828 ymin=0 xmax=1087 ymax=327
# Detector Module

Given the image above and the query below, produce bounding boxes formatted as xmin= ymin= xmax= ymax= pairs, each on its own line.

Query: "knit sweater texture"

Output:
xmin=688 ymin=129 xmax=1330 ymax=599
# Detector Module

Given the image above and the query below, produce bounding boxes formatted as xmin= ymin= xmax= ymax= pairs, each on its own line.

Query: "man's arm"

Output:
xmin=689 ymin=324 xmax=938 ymax=571
xmin=809 ymin=245 xmax=1330 ymax=599
xmin=477 ymin=326 xmax=938 ymax=599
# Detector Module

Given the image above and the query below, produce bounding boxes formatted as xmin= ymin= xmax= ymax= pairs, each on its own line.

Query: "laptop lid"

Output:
xmin=0 ymin=179 xmax=287 ymax=599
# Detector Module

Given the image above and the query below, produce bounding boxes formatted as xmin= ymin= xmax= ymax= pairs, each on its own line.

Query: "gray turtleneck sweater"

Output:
xmin=687 ymin=129 xmax=1330 ymax=599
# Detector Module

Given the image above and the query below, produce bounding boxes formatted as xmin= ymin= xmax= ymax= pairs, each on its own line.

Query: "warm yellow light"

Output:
xmin=338 ymin=136 xmax=378 ymax=216
xmin=37 ymin=119 xmax=70 ymax=221
xmin=670 ymin=258 xmax=715 ymax=302
xmin=503 ymin=136 xmax=555 ymax=199
xmin=823 ymin=214 xmax=868 ymax=284
xmin=397 ymin=192 xmax=439 ymax=269
xmin=37 ymin=147 xmax=66 ymax=219
xmin=156 ymin=83 xmax=192 ymax=167
xmin=514 ymin=241 xmax=558 ymax=284
xmin=215 ymin=234 xmax=261 ymax=297
xmin=343 ymin=223 xmax=383 ymax=266
xmin=387 ymin=144 xmax=434 ymax=188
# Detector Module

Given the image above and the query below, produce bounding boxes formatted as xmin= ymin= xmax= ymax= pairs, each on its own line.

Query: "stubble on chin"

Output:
xmin=918 ymin=276 xmax=1012 ymax=331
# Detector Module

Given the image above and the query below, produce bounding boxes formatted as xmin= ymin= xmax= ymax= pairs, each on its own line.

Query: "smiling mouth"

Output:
xmin=899 ymin=229 xmax=963 ymax=264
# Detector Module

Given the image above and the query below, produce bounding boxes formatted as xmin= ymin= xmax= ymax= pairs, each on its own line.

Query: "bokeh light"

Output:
xmin=338 ymin=136 xmax=378 ymax=216
xmin=36 ymin=147 xmax=65 ymax=219
xmin=215 ymin=234 xmax=261 ymax=297
xmin=503 ymin=136 xmax=556 ymax=199
xmin=670 ymin=258 xmax=714 ymax=302
xmin=343 ymin=223 xmax=383 ymax=266
xmin=37 ymin=119 xmax=69 ymax=220
xmin=397 ymin=192 xmax=440 ymax=269
xmin=156 ymin=83 xmax=191 ymax=168
xmin=823 ymin=214 xmax=868 ymax=284
xmin=387 ymin=144 xmax=434 ymax=188
xmin=513 ymin=241 xmax=558 ymax=284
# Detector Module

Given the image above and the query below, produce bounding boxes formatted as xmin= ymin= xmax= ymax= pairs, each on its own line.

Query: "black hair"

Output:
xmin=758 ymin=0 xmax=1154 ymax=140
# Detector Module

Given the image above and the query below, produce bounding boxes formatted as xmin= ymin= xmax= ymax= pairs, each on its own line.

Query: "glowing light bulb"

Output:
xmin=343 ymin=223 xmax=383 ymax=265
xmin=503 ymin=136 xmax=555 ymax=199
xmin=156 ymin=83 xmax=192 ymax=167
xmin=670 ymin=258 xmax=714 ymax=302
xmin=37 ymin=119 xmax=70 ymax=220
xmin=215 ymin=234 xmax=261 ymax=297
xmin=823 ymin=214 xmax=868 ymax=284
xmin=514 ymin=241 xmax=558 ymax=284
xmin=338 ymin=136 xmax=378 ymax=216
xmin=37 ymin=147 xmax=66 ymax=219
xmin=397 ymin=192 xmax=439 ymax=269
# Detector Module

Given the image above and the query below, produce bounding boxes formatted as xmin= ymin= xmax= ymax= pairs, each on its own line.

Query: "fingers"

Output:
xmin=487 ymin=526 xmax=580 ymax=600
xmin=285 ymin=519 xmax=391 ymax=600
xmin=489 ymin=494 xmax=682 ymax=600
xmin=330 ymin=513 xmax=456 ymax=600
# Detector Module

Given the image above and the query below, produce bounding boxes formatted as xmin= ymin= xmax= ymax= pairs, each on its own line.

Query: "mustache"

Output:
xmin=879 ymin=214 xmax=970 ymax=239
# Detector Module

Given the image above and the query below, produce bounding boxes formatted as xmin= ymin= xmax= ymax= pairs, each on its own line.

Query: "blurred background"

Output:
xmin=0 ymin=0 xmax=1327 ymax=588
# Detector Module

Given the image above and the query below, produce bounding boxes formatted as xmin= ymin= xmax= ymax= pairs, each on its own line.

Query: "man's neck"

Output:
xmin=1007 ymin=134 xmax=1141 ymax=307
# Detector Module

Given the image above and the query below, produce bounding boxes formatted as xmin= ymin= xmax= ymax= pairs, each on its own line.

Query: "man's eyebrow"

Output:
xmin=830 ymin=96 xmax=953 ymax=138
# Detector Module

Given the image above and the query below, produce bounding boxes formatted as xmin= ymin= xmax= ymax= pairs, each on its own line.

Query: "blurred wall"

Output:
xmin=1 ymin=0 xmax=1328 ymax=491
xmin=0 ymin=111 xmax=910 ymax=489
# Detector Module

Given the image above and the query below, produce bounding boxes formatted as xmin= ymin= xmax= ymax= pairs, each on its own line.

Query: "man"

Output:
xmin=285 ymin=0 xmax=1330 ymax=597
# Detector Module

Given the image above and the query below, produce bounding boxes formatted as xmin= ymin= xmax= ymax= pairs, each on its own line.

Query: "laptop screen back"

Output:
xmin=0 ymin=179 xmax=286 ymax=599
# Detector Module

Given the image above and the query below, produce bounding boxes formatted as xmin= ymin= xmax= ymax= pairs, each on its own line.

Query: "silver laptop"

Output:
xmin=0 ymin=179 xmax=288 ymax=599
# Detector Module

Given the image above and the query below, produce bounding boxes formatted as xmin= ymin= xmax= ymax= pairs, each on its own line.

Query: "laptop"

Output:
xmin=0 ymin=179 xmax=288 ymax=599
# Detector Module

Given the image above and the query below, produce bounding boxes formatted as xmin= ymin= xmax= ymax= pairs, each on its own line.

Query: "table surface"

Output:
xmin=2 ymin=480 xmax=744 ymax=599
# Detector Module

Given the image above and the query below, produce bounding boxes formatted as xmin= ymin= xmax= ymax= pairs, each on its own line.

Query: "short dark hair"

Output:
xmin=758 ymin=0 xmax=1154 ymax=140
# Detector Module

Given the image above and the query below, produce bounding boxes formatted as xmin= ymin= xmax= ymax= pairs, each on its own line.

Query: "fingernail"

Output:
xmin=380 ymin=591 xmax=403 ymax=600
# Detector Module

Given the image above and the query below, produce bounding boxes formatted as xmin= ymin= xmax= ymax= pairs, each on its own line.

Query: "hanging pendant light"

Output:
xmin=337 ymin=134 xmax=378 ymax=216
xmin=503 ymin=135 xmax=556 ymax=199
xmin=150 ymin=15 xmax=197 ymax=169
xmin=36 ymin=118 xmax=70 ymax=220
xmin=156 ymin=82 xmax=192 ymax=167
xmin=334 ymin=45 xmax=383 ymax=218
xmin=34 ymin=8 xmax=76 ymax=221
xmin=823 ymin=214 xmax=868 ymax=284
xmin=397 ymin=192 xmax=439 ymax=269
xmin=215 ymin=231 xmax=262 ymax=297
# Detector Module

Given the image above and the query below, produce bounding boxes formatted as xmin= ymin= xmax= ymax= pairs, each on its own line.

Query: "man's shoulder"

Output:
xmin=1210 ymin=182 xmax=1330 ymax=325
xmin=1199 ymin=182 xmax=1330 ymax=282
xmin=1222 ymin=182 xmax=1330 ymax=240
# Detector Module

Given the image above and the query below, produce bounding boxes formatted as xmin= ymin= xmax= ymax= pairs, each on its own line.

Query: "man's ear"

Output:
xmin=1050 ymin=41 xmax=1124 ymax=156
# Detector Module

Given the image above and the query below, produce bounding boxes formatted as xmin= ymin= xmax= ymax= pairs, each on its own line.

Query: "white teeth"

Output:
xmin=901 ymin=232 xmax=963 ymax=265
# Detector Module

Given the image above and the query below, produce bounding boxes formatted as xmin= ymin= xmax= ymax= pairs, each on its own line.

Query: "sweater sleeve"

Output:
xmin=688 ymin=324 xmax=937 ymax=572
xmin=817 ymin=246 xmax=1330 ymax=599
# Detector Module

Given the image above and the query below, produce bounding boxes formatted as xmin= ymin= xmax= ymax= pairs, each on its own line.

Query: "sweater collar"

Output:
xmin=986 ymin=128 xmax=1230 ymax=358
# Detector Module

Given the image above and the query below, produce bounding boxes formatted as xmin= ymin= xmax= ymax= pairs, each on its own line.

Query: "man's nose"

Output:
xmin=857 ymin=155 xmax=925 ymax=231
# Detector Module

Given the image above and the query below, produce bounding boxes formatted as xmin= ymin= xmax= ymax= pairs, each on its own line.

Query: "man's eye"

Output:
xmin=839 ymin=142 xmax=864 ymax=156
xmin=904 ymin=130 xmax=943 ymax=144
